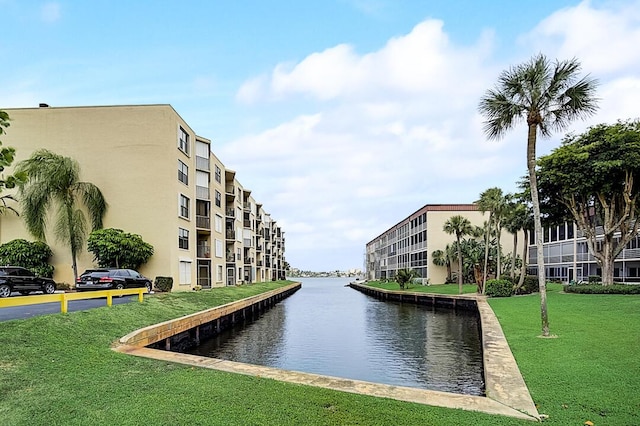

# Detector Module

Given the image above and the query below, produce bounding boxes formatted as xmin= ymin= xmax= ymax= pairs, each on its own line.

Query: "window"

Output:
xmin=179 ymin=194 xmax=190 ymax=219
xmin=215 ymin=165 xmax=221 ymax=183
xmin=179 ymin=261 xmax=192 ymax=285
xmin=178 ymin=160 xmax=188 ymax=185
xmin=178 ymin=126 xmax=190 ymax=155
xmin=217 ymin=265 xmax=223 ymax=282
xmin=179 ymin=228 xmax=189 ymax=249
xmin=215 ymin=190 xmax=221 ymax=207
xmin=215 ymin=214 xmax=223 ymax=233
xmin=215 ymin=239 xmax=223 ymax=258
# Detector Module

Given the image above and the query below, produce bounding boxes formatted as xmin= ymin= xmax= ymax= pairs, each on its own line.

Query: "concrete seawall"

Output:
xmin=114 ymin=281 xmax=539 ymax=421
xmin=116 ymin=282 xmax=301 ymax=351
xmin=348 ymin=283 xmax=539 ymax=421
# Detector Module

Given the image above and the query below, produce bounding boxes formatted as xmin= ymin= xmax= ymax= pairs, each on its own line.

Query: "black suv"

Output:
xmin=0 ymin=266 xmax=57 ymax=298
xmin=76 ymin=268 xmax=152 ymax=292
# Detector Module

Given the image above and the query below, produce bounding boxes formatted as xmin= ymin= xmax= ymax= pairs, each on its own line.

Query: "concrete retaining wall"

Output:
xmin=117 ymin=282 xmax=301 ymax=352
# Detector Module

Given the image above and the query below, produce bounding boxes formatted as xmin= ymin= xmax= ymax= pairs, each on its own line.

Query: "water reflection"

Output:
xmin=188 ymin=277 xmax=484 ymax=395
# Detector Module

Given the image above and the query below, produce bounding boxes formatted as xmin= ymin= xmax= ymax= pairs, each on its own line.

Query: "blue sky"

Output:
xmin=2 ymin=0 xmax=640 ymax=272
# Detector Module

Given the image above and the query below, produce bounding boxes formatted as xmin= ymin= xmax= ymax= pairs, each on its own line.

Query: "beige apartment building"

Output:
xmin=366 ymin=204 xmax=517 ymax=284
xmin=0 ymin=104 xmax=286 ymax=290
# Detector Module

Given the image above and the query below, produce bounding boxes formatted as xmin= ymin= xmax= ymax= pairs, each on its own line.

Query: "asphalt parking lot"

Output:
xmin=0 ymin=291 xmax=138 ymax=321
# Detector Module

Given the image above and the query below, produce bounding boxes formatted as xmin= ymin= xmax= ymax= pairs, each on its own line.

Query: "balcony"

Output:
xmin=196 ymin=215 xmax=210 ymax=229
xmin=257 ymin=260 xmax=263 ymax=267
xmin=226 ymin=229 xmax=235 ymax=239
xmin=226 ymin=208 xmax=235 ymax=218
xmin=226 ymin=254 xmax=235 ymax=262
xmin=244 ymin=257 xmax=253 ymax=265
xmin=196 ymin=156 xmax=210 ymax=171
xmin=197 ymin=245 xmax=211 ymax=258
xmin=196 ymin=185 xmax=210 ymax=200
xmin=256 ymin=244 xmax=262 ymax=251
xmin=225 ymin=185 xmax=235 ymax=195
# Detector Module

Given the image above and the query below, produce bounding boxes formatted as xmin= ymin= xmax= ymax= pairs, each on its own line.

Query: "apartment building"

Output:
xmin=0 ymin=104 xmax=286 ymax=290
xmin=527 ymin=221 xmax=640 ymax=283
xmin=366 ymin=204 xmax=517 ymax=284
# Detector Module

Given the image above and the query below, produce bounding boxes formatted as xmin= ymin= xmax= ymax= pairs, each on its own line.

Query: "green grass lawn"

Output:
xmin=366 ymin=280 xmax=479 ymax=294
xmin=1 ymin=281 xmax=638 ymax=425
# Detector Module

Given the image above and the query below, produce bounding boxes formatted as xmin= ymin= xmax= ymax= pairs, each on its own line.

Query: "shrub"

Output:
xmin=0 ymin=239 xmax=54 ymax=277
xmin=485 ymin=279 xmax=513 ymax=297
xmin=515 ymin=275 xmax=539 ymax=295
xmin=154 ymin=276 xmax=173 ymax=292
xmin=588 ymin=275 xmax=602 ymax=284
xmin=87 ymin=228 xmax=154 ymax=270
xmin=56 ymin=282 xmax=72 ymax=291
xmin=564 ymin=284 xmax=640 ymax=294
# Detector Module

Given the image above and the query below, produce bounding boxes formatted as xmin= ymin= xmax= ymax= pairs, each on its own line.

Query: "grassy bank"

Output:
xmin=366 ymin=280 xmax=479 ymax=294
xmin=1 ymin=281 xmax=638 ymax=425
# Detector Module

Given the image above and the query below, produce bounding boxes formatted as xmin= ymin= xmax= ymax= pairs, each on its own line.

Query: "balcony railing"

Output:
xmin=226 ymin=208 xmax=235 ymax=218
xmin=196 ymin=185 xmax=210 ymax=200
xmin=197 ymin=245 xmax=211 ymax=258
xmin=244 ymin=257 xmax=253 ymax=265
xmin=226 ymin=254 xmax=235 ymax=262
xmin=226 ymin=230 xmax=235 ymax=239
xmin=225 ymin=185 xmax=235 ymax=195
xmin=196 ymin=215 xmax=210 ymax=229
xmin=196 ymin=156 xmax=210 ymax=171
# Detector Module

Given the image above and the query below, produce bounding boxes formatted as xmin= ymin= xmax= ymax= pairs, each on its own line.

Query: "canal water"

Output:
xmin=188 ymin=277 xmax=484 ymax=395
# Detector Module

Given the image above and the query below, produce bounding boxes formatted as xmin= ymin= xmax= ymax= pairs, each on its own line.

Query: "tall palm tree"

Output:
xmin=0 ymin=110 xmax=26 ymax=215
xmin=479 ymin=54 xmax=598 ymax=336
xmin=16 ymin=149 xmax=108 ymax=282
xmin=476 ymin=187 xmax=508 ymax=292
xmin=443 ymin=215 xmax=472 ymax=294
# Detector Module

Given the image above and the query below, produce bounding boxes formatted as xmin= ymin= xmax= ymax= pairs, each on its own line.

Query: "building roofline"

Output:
xmin=366 ymin=203 xmax=480 ymax=245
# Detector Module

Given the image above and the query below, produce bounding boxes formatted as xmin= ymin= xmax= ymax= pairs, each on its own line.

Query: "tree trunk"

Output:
xmin=528 ymin=123 xmax=550 ymax=337
xmin=446 ymin=264 xmax=452 ymax=282
xmin=457 ymin=235 xmax=463 ymax=294
xmin=496 ymin=226 xmax=502 ymax=280
xmin=601 ymin=236 xmax=615 ymax=285
xmin=482 ymin=216 xmax=492 ymax=294
xmin=511 ymin=232 xmax=518 ymax=280
xmin=516 ymin=229 xmax=528 ymax=291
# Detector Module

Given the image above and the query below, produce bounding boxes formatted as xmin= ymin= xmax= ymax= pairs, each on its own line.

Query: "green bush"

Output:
xmin=485 ymin=279 xmax=513 ymax=297
xmin=514 ymin=275 xmax=539 ymax=295
xmin=588 ymin=275 xmax=602 ymax=283
xmin=564 ymin=284 xmax=640 ymax=294
xmin=0 ymin=239 xmax=54 ymax=277
xmin=154 ymin=276 xmax=173 ymax=292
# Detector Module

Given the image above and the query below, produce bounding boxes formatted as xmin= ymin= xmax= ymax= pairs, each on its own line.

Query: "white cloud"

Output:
xmin=41 ymin=2 xmax=61 ymax=23
xmin=521 ymin=0 xmax=640 ymax=76
xmin=225 ymin=2 xmax=639 ymax=271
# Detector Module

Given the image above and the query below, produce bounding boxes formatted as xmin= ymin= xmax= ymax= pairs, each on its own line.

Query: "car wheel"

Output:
xmin=115 ymin=283 xmax=124 ymax=290
xmin=0 ymin=284 xmax=11 ymax=298
xmin=43 ymin=282 xmax=55 ymax=294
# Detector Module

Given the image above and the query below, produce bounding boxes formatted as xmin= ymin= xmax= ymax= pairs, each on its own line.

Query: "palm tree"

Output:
xmin=0 ymin=110 xmax=26 ymax=215
xmin=443 ymin=215 xmax=472 ymax=294
xmin=432 ymin=248 xmax=452 ymax=283
xmin=16 ymin=149 xmax=108 ymax=282
xmin=479 ymin=54 xmax=598 ymax=336
xmin=503 ymin=199 xmax=529 ymax=281
xmin=395 ymin=268 xmax=417 ymax=290
xmin=476 ymin=187 xmax=508 ymax=292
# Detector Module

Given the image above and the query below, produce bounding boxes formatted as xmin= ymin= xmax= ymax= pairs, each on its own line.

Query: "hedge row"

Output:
xmin=564 ymin=284 xmax=640 ymax=294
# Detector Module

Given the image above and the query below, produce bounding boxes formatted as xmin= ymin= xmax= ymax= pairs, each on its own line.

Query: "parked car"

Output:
xmin=76 ymin=268 xmax=152 ymax=292
xmin=0 ymin=266 xmax=57 ymax=298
